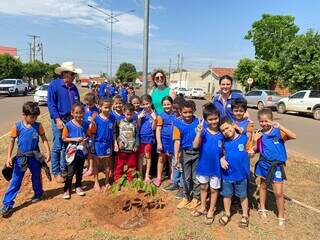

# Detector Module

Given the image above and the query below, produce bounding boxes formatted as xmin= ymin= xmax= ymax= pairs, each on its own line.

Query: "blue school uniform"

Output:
xmin=139 ymin=112 xmax=155 ymax=144
xmin=119 ymin=87 xmax=128 ymax=103
xmin=64 ymin=120 xmax=90 ymax=140
xmin=110 ymin=111 xmax=124 ymax=122
xmin=233 ymin=118 xmax=253 ymax=135
xmin=98 ymin=82 xmax=107 ymax=98
xmin=3 ymin=121 xmax=44 ymax=208
xmin=196 ymin=129 xmax=224 ymax=177
xmin=84 ymin=105 xmax=99 ymax=124
xmin=173 ymin=117 xmax=199 ymax=150
xmin=93 ymin=115 xmax=115 ymax=156
xmin=157 ymin=111 xmax=175 ymax=154
xmin=255 ymin=128 xmax=288 ymax=182
xmin=222 ymin=134 xmax=250 ymax=181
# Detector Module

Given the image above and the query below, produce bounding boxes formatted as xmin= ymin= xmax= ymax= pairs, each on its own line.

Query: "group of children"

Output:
xmin=1 ymin=90 xmax=296 ymax=230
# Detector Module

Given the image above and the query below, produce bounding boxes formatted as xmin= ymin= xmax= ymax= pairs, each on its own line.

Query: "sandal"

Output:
xmin=238 ymin=216 xmax=249 ymax=228
xmin=278 ymin=218 xmax=285 ymax=229
xmin=258 ymin=209 xmax=268 ymax=218
xmin=219 ymin=213 xmax=230 ymax=226
xmin=204 ymin=214 xmax=214 ymax=225
xmin=191 ymin=209 xmax=207 ymax=217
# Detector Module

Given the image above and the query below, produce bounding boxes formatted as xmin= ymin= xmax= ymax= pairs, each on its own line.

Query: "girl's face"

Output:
xmin=206 ymin=114 xmax=219 ymax=129
xmin=72 ymin=106 xmax=84 ymax=122
xmin=100 ymin=102 xmax=112 ymax=116
xmin=259 ymin=114 xmax=272 ymax=132
xmin=162 ymin=100 xmax=172 ymax=113
xmin=220 ymin=79 xmax=232 ymax=95
xmin=113 ymin=100 xmax=123 ymax=112
xmin=131 ymin=98 xmax=141 ymax=111
xmin=142 ymin=100 xmax=152 ymax=112
xmin=173 ymin=103 xmax=181 ymax=116
xmin=154 ymin=72 xmax=165 ymax=87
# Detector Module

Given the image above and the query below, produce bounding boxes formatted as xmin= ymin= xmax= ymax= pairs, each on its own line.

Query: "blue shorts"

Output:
xmin=95 ymin=142 xmax=113 ymax=157
xmin=221 ymin=178 xmax=248 ymax=198
xmin=255 ymin=160 xmax=284 ymax=182
xmin=161 ymin=138 xmax=173 ymax=155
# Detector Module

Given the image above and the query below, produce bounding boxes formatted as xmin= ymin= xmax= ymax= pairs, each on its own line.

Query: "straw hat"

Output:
xmin=54 ymin=61 xmax=82 ymax=75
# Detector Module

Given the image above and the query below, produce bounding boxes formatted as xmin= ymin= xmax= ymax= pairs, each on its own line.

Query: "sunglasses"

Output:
xmin=155 ymin=76 xmax=164 ymax=80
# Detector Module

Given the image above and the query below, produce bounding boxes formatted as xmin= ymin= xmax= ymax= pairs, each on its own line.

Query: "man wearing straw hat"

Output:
xmin=48 ymin=62 xmax=82 ymax=183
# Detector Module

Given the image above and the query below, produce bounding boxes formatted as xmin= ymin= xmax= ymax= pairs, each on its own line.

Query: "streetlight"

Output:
xmin=88 ymin=4 xmax=135 ymax=79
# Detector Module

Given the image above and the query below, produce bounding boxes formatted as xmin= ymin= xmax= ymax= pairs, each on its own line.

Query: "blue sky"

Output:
xmin=1 ymin=0 xmax=320 ymax=75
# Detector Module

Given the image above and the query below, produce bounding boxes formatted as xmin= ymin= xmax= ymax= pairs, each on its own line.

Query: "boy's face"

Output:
xmin=233 ymin=107 xmax=246 ymax=121
xmin=71 ymin=106 xmax=84 ymax=122
xmin=113 ymin=100 xmax=123 ymax=112
xmin=181 ymin=107 xmax=194 ymax=122
xmin=142 ymin=100 xmax=152 ymax=112
xmin=258 ymin=114 xmax=272 ymax=132
xmin=131 ymin=98 xmax=141 ymax=111
xmin=24 ymin=114 xmax=37 ymax=124
xmin=162 ymin=100 xmax=172 ymax=113
xmin=206 ymin=114 xmax=219 ymax=129
xmin=124 ymin=110 xmax=133 ymax=120
xmin=173 ymin=103 xmax=181 ymax=116
xmin=100 ymin=102 xmax=111 ymax=116
xmin=220 ymin=122 xmax=236 ymax=139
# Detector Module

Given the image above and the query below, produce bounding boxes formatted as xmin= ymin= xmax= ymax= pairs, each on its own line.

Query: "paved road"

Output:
xmin=192 ymin=98 xmax=320 ymax=160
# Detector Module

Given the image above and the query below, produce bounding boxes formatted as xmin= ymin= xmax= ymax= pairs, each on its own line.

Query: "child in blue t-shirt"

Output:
xmin=92 ymin=99 xmax=116 ymax=192
xmin=1 ymin=102 xmax=50 ymax=217
xmin=129 ymin=95 xmax=142 ymax=122
xmin=83 ymin=92 xmax=99 ymax=177
xmin=253 ymin=108 xmax=296 ymax=228
xmin=62 ymin=103 xmax=95 ymax=199
xmin=219 ymin=118 xmax=251 ymax=228
xmin=138 ymin=94 xmax=157 ymax=183
xmin=111 ymin=95 xmax=125 ymax=122
xmin=192 ymin=104 xmax=224 ymax=224
xmin=154 ymin=96 xmax=175 ymax=187
xmin=173 ymin=100 xmax=200 ymax=210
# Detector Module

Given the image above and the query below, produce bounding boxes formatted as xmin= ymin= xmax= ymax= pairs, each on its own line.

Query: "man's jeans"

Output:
xmin=51 ymin=119 xmax=68 ymax=176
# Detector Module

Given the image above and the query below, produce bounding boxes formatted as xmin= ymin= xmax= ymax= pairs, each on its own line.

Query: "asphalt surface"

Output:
xmin=192 ymin=98 xmax=320 ymax=160
xmin=0 ymin=91 xmax=319 ymax=159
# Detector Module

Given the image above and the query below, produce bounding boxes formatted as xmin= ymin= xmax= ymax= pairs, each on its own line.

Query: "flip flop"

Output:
xmin=191 ymin=209 xmax=207 ymax=217
xmin=204 ymin=214 xmax=214 ymax=225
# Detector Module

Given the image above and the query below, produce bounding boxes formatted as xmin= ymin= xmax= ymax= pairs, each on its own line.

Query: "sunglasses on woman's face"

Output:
xmin=156 ymin=75 xmax=164 ymax=80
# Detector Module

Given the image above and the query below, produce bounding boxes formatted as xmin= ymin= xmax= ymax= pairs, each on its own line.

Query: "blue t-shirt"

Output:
xmin=222 ymin=134 xmax=250 ymax=181
xmin=110 ymin=111 xmax=124 ymax=122
xmin=64 ymin=120 xmax=90 ymax=142
xmin=157 ymin=111 xmax=175 ymax=154
xmin=84 ymin=105 xmax=99 ymax=124
xmin=119 ymin=87 xmax=128 ymax=103
xmin=196 ymin=129 xmax=224 ymax=177
xmin=213 ymin=93 xmax=244 ymax=120
xmin=13 ymin=121 xmax=42 ymax=153
xmin=139 ymin=113 xmax=155 ymax=144
xmin=173 ymin=117 xmax=199 ymax=150
xmin=93 ymin=115 xmax=115 ymax=143
xmin=233 ymin=118 xmax=253 ymax=135
xmin=258 ymin=127 xmax=288 ymax=162
xmin=98 ymin=83 xmax=107 ymax=98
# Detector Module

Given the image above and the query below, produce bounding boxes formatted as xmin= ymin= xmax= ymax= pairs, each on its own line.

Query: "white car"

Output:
xmin=34 ymin=84 xmax=49 ymax=105
xmin=185 ymin=87 xmax=206 ymax=99
xmin=0 ymin=79 xmax=29 ymax=96
xmin=277 ymin=90 xmax=320 ymax=120
xmin=175 ymin=87 xmax=188 ymax=96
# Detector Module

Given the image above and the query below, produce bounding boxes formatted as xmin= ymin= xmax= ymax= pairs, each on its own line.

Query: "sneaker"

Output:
xmin=63 ymin=190 xmax=71 ymax=199
xmin=152 ymin=178 xmax=162 ymax=187
xmin=177 ymin=198 xmax=191 ymax=209
xmin=31 ymin=195 xmax=43 ymax=203
xmin=75 ymin=187 xmax=86 ymax=196
xmin=55 ymin=175 xmax=65 ymax=183
xmin=0 ymin=206 xmax=12 ymax=217
xmin=162 ymin=184 xmax=179 ymax=192
xmin=185 ymin=198 xmax=201 ymax=209
xmin=175 ymin=188 xmax=184 ymax=199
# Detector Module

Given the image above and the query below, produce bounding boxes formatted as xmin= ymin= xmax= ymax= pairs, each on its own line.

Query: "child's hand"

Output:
xmin=253 ymin=131 xmax=262 ymax=142
xmin=248 ymin=148 xmax=255 ymax=158
xmin=157 ymin=143 xmax=163 ymax=153
xmin=272 ymin=121 xmax=280 ymax=128
xmin=138 ymin=110 xmax=145 ymax=119
xmin=45 ymin=153 xmax=51 ymax=163
xmin=150 ymin=110 xmax=157 ymax=120
xmin=196 ymin=119 xmax=204 ymax=133
xmin=80 ymin=137 xmax=88 ymax=145
xmin=6 ymin=157 xmax=12 ymax=168
xmin=235 ymin=124 xmax=243 ymax=134
xmin=220 ymin=157 xmax=229 ymax=170
xmin=114 ymin=143 xmax=119 ymax=152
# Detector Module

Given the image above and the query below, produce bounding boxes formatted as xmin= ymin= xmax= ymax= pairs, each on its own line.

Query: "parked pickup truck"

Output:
xmin=0 ymin=79 xmax=29 ymax=96
xmin=277 ymin=90 xmax=320 ymax=120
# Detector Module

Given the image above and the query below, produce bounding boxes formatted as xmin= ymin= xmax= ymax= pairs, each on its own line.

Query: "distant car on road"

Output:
xmin=245 ymin=90 xmax=283 ymax=110
xmin=0 ymin=79 xmax=29 ymax=96
xmin=185 ymin=87 xmax=206 ymax=99
xmin=277 ymin=90 xmax=320 ymax=120
xmin=175 ymin=87 xmax=188 ymax=96
xmin=34 ymin=84 xmax=49 ymax=105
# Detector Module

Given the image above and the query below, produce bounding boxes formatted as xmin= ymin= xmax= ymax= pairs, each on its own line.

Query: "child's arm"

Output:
xmin=156 ymin=116 xmax=163 ymax=152
xmin=193 ymin=119 xmax=204 ymax=149
xmin=113 ymin=124 xmax=119 ymax=152
xmin=274 ymin=122 xmax=297 ymax=140
xmin=173 ymin=126 xmax=181 ymax=167
xmin=39 ymin=124 xmax=51 ymax=163
xmin=6 ymin=137 xmax=15 ymax=167
xmin=62 ymin=127 xmax=83 ymax=143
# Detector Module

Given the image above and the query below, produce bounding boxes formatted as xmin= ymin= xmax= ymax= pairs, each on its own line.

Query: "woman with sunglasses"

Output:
xmin=150 ymin=70 xmax=176 ymax=115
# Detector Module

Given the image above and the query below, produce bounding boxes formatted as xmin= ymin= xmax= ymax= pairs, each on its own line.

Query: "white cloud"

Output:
xmin=150 ymin=5 xmax=165 ymax=10
xmin=0 ymin=0 xmax=144 ymax=36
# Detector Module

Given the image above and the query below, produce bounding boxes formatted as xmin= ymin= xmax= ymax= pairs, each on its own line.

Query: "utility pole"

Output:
xmin=28 ymin=35 xmax=40 ymax=62
xmin=28 ymin=43 xmax=32 ymax=62
xmin=168 ymin=58 xmax=172 ymax=81
xmin=142 ymin=0 xmax=150 ymax=94
xmin=41 ymin=43 xmax=44 ymax=62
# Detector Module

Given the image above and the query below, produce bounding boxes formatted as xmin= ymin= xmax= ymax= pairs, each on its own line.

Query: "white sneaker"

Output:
xmin=76 ymin=187 xmax=85 ymax=196
xmin=63 ymin=190 xmax=71 ymax=199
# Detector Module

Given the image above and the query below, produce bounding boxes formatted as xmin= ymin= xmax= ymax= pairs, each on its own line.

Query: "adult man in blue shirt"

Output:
xmin=48 ymin=62 xmax=81 ymax=183
xmin=98 ymin=81 xmax=108 ymax=99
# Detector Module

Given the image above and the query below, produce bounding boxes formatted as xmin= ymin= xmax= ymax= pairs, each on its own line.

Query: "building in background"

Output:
xmin=0 ymin=46 xmax=17 ymax=57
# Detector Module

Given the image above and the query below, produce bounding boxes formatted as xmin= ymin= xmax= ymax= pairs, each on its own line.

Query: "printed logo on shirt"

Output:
xmin=273 ymin=137 xmax=280 ymax=144
xmin=275 ymin=170 xmax=282 ymax=179
xmin=218 ymin=140 xmax=223 ymax=148
xmin=149 ymin=118 xmax=153 ymax=124
xmin=227 ymin=104 xmax=231 ymax=108
xmin=109 ymin=123 xmax=113 ymax=129
xmin=106 ymin=148 xmax=111 ymax=155
xmin=238 ymin=144 xmax=244 ymax=152
xmin=74 ymin=96 xmax=78 ymax=100
xmin=32 ymin=131 xmax=39 ymax=139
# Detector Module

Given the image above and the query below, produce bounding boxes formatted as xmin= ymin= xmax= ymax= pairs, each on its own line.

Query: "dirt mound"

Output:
xmin=90 ymin=191 xmax=171 ymax=231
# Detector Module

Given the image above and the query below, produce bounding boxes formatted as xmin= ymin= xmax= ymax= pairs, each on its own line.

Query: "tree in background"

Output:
xmin=279 ymin=30 xmax=320 ymax=91
xmin=116 ymin=62 xmax=137 ymax=83
xmin=0 ymin=54 xmax=23 ymax=79
xmin=22 ymin=60 xmax=48 ymax=86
